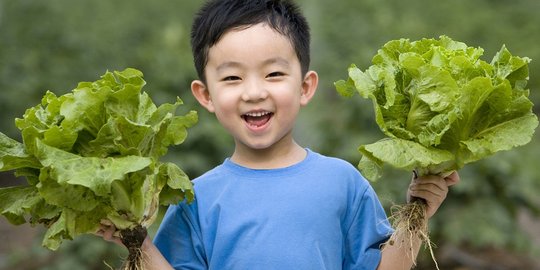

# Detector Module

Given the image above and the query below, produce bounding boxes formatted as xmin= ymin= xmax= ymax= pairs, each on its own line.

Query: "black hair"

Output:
xmin=191 ymin=0 xmax=311 ymax=83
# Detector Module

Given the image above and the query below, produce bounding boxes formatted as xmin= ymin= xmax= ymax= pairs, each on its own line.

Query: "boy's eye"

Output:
xmin=222 ymin=76 xmax=241 ymax=81
xmin=266 ymin=72 xmax=284 ymax=78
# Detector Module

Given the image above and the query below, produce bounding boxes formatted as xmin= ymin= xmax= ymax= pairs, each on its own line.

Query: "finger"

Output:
xmin=409 ymin=186 xmax=447 ymax=217
xmin=94 ymin=228 xmax=104 ymax=237
xmin=408 ymin=174 xmax=442 ymax=202
xmin=408 ymin=187 xmax=447 ymax=205
xmin=100 ymin=219 xmax=114 ymax=226
xmin=409 ymin=177 xmax=449 ymax=200
xmin=444 ymin=171 xmax=460 ymax=186
xmin=102 ymin=227 xmax=115 ymax=242
xmin=411 ymin=177 xmax=447 ymax=193
xmin=409 ymin=187 xmax=446 ymax=201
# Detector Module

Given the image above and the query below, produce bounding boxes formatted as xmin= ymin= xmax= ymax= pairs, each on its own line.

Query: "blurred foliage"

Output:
xmin=4 ymin=232 xmax=126 ymax=270
xmin=0 ymin=0 xmax=539 ymax=269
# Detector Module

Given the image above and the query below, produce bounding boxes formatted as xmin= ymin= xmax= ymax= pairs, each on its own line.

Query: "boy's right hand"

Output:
xmin=95 ymin=219 xmax=124 ymax=247
xmin=95 ymin=220 xmax=173 ymax=270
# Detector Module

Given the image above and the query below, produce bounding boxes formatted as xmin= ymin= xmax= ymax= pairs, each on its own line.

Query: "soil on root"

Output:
xmin=120 ymin=225 xmax=148 ymax=270
xmin=383 ymin=200 xmax=440 ymax=269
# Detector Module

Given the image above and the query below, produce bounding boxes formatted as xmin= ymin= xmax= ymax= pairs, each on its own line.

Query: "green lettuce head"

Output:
xmin=335 ymin=36 xmax=538 ymax=180
xmin=0 ymin=68 xmax=197 ymax=250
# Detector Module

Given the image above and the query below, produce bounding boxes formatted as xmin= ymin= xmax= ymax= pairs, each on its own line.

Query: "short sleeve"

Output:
xmin=343 ymin=184 xmax=393 ymax=270
xmin=153 ymin=201 xmax=208 ymax=270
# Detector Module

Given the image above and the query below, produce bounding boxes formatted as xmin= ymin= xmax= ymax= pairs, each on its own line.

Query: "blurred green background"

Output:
xmin=0 ymin=0 xmax=539 ymax=269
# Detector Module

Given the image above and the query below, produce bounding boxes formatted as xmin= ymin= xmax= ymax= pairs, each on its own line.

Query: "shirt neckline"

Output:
xmin=222 ymin=148 xmax=315 ymax=177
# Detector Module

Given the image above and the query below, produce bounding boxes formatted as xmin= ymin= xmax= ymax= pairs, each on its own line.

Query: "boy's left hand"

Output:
xmin=407 ymin=171 xmax=460 ymax=219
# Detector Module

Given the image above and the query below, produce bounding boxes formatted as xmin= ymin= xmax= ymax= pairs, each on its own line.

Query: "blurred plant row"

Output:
xmin=1 ymin=0 xmax=539 ymax=269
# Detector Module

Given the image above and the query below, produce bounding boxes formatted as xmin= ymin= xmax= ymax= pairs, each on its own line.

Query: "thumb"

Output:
xmin=444 ymin=171 xmax=460 ymax=187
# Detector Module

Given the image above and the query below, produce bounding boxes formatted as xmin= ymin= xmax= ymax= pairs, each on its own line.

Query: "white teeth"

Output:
xmin=244 ymin=111 xmax=271 ymax=117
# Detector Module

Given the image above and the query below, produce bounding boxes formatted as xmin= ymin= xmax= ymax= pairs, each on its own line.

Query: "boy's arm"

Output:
xmin=377 ymin=171 xmax=460 ymax=270
xmin=140 ymin=236 xmax=175 ymax=270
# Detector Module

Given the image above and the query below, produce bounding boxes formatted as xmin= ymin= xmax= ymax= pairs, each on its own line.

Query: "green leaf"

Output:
xmin=42 ymin=210 xmax=70 ymax=250
xmin=60 ymin=86 xmax=110 ymax=137
xmin=164 ymin=110 xmax=198 ymax=146
xmin=347 ymin=64 xmax=377 ymax=99
xmin=37 ymin=167 xmax=101 ymax=212
xmin=461 ymin=114 xmax=539 ymax=164
xmin=357 ymin=156 xmax=383 ymax=182
xmin=0 ymin=132 xmax=40 ymax=171
xmin=334 ymin=79 xmax=357 ymax=98
xmin=158 ymin=162 xmax=194 ymax=205
xmin=35 ymin=140 xmax=152 ymax=196
xmin=0 ymin=185 xmax=42 ymax=225
xmin=359 ymin=138 xmax=455 ymax=179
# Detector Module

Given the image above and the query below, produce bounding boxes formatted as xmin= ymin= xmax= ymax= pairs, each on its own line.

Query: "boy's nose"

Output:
xmin=241 ymin=79 xmax=268 ymax=102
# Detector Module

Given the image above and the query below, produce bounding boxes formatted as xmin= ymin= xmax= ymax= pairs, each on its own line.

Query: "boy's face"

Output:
xmin=191 ymin=23 xmax=317 ymax=155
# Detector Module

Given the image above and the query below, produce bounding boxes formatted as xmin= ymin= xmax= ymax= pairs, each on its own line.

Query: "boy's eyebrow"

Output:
xmin=216 ymin=61 xmax=242 ymax=73
xmin=215 ymin=57 xmax=290 ymax=72
xmin=263 ymin=57 xmax=289 ymax=66
xmin=262 ymin=57 xmax=290 ymax=68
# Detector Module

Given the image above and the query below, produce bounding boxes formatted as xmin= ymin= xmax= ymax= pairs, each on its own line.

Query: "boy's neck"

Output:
xmin=230 ymin=140 xmax=307 ymax=169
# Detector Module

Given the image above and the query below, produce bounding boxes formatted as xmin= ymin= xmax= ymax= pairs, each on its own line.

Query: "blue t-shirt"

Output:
xmin=154 ymin=149 xmax=393 ymax=270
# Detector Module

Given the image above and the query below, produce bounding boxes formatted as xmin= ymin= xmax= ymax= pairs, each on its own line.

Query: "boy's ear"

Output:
xmin=300 ymin=70 xmax=318 ymax=106
xmin=191 ymin=80 xmax=215 ymax=112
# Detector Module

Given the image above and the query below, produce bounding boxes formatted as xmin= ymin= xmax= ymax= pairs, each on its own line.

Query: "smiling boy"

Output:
xmin=99 ymin=0 xmax=459 ymax=269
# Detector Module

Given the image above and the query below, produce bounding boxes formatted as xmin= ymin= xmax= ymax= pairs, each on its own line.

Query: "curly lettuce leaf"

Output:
xmin=0 ymin=185 xmax=42 ymax=225
xmin=35 ymin=140 xmax=152 ymax=196
xmin=0 ymin=132 xmax=40 ymax=171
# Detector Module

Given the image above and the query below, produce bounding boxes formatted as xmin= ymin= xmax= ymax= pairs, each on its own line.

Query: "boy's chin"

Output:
xmin=239 ymin=141 xmax=275 ymax=151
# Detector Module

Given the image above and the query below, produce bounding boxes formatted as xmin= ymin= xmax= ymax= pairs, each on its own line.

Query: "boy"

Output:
xmin=99 ymin=0 xmax=460 ymax=269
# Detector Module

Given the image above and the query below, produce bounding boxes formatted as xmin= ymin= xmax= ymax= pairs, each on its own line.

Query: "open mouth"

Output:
xmin=242 ymin=111 xmax=273 ymax=128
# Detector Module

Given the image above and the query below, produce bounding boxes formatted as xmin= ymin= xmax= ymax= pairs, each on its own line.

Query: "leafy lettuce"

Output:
xmin=0 ymin=68 xmax=197 ymax=250
xmin=335 ymin=36 xmax=538 ymax=180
